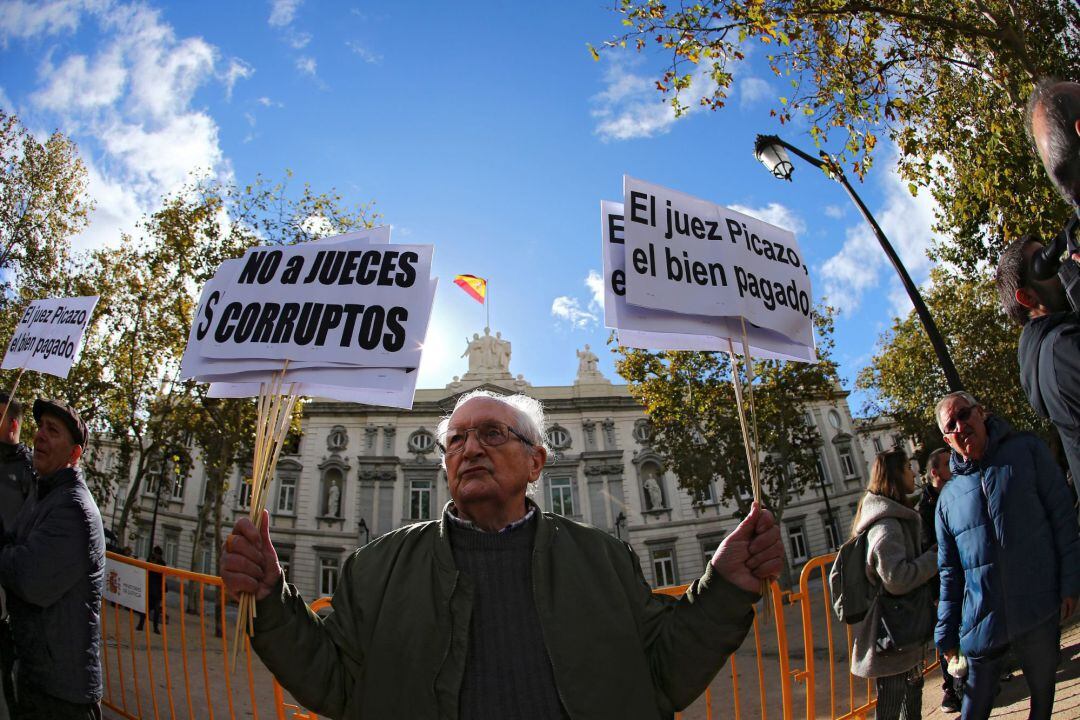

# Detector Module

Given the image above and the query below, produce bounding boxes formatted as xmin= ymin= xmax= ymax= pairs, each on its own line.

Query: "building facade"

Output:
xmin=100 ymin=329 xmax=906 ymax=600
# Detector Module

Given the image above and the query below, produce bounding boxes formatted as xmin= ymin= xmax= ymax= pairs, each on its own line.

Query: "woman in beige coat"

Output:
xmin=849 ymin=449 xmax=938 ymax=719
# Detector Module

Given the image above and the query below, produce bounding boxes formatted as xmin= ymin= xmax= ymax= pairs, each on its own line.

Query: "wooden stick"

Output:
xmin=739 ymin=318 xmax=763 ymax=504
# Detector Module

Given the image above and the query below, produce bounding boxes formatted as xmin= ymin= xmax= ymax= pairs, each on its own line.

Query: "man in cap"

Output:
xmin=0 ymin=393 xmax=32 ymax=718
xmin=0 ymin=400 xmax=104 ymax=719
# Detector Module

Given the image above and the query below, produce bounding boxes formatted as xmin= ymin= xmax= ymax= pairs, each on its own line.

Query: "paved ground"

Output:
xmin=99 ymin=588 xmax=1080 ymax=720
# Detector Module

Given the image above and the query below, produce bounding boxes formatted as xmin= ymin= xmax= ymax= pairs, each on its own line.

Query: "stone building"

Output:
xmin=101 ymin=328 xmax=888 ymax=601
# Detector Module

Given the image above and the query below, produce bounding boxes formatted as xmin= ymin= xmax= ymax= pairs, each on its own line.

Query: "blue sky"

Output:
xmin=0 ymin=0 xmax=944 ymax=412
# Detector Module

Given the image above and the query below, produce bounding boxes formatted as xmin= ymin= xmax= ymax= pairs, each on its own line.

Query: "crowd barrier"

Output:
xmin=100 ymin=551 xmax=941 ymax=720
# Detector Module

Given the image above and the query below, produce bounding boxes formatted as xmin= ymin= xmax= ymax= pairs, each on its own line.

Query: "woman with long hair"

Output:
xmin=849 ymin=449 xmax=939 ymax=719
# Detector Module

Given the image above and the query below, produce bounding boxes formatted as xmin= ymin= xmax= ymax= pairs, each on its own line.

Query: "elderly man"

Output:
xmin=934 ymin=391 xmax=1079 ymax=720
xmin=0 ymin=393 xmax=32 ymax=718
xmin=0 ymin=400 xmax=104 ymax=720
xmin=223 ymin=390 xmax=784 ymax=720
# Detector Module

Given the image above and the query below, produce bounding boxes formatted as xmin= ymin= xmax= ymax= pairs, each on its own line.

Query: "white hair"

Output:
xmin=934 ymin=391 xmax=982 ymax=431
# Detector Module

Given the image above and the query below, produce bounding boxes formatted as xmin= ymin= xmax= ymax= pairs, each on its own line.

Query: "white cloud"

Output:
xmin=346 ymin=41 xmax=382 ymax=64
xmin=738 ymin=76 xmax=771 ymax=109
xmin=0 ymin=0 xmax=92 ymax=42
xmin=9 ymin=2 xmax=237 ymax=249
xmin=268 ymin=0 xmax=302 ymax=27
xmin=551 ymin=271 xmax=605 ymax=330
xmin=288 ymin=31 xmax=311 ymax=49
xmin=823 ymin=204 xmax=845 ymax=219
xmin=257 ymin=96 xmax=282 ymax=107
xmin=220 ymin=58 xmax=253 ymax=100
xmin=728 ymin=202 xmax=806 ymax=234
xmin=551 ymin=296 xmax=598 ymax=329
xmin=296 ymin=56 xmax=317 ymax=76
xmin=819 ymin=152 xmax=938 ymax=313
xmin=32 ymin=48 xmax=126 ymax=111
xmin=591 ymin=52 xmax=717 ymax=142
xmin=585 ymin=269 xmax=605 ymax=310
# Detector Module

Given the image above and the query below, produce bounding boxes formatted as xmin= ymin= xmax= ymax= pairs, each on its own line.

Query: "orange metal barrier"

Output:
xmin=102 ymin=551 xmax=942 ymax=720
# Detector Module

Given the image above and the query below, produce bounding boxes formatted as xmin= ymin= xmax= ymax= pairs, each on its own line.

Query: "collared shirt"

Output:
xmin=446 ymin=499 xmax=537 ymax=534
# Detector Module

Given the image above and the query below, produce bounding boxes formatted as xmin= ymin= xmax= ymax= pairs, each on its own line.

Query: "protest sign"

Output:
xmin=622 ymin=176 xmax=813 ymax=349
xmin=602 ymin=201 xmax=815 ymax=361
xmin=103 ymin=557 xmax=147 ymax=613
xmin=192 ymin=242 xmax=432 ymax=365
xmin=2 ymin=295 xmax=100 ymax=378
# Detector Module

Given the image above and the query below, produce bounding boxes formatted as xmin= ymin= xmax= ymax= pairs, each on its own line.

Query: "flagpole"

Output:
xmin=486 ymin=282 xmax=491 ymax=329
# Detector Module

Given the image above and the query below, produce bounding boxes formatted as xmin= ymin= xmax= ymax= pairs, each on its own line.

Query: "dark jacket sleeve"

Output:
xmin=0 ymin=493 xmax=92 ymax=607
xmin=935 ymin=502 xmax=962 ymax=652
xmin=252 ymin=553 xmax=365 ymax=719
xmin=631 ymin=546 xmax=759 ymax=712
xmin=1031 ymin=437 xmax=1080 ymax=599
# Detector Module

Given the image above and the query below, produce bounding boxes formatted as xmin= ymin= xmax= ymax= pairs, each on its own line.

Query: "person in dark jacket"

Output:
xmin=996 ymin=237 xmax=1080 ymax=487
xmin=917 ymin=446 xmax=960 ymax=713
xmin=0 ymin=399 xmax=104 ymax=720
xmin=934 ymin=391 xmax=1080 ymax=720
xmin=136 ymin=546 xmax=165 ymax=633
xmin=222 ymin=390 xmax=786 ymax=720
xmin=0 ymin=393 xmax=32 ymax=719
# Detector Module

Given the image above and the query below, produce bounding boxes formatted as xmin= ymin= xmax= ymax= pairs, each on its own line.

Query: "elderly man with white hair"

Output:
xmin=222 ymin=390 xmax=784 ymax=720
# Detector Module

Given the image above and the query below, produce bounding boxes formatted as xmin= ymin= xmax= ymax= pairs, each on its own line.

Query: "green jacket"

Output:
xmin=253 ymin=508 xmax=757 ymax=719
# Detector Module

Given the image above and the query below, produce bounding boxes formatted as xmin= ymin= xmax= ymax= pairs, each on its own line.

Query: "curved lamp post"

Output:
xmin=753 ymin=134 xmax=963 ymax=392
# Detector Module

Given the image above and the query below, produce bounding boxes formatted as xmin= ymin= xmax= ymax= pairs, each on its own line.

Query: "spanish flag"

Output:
xmin=454 ymin=274 xmax=487 ymax=304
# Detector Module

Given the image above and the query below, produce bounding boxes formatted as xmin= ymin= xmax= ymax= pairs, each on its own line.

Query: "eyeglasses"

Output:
xmin=942 ymin=405 xmax=977 ymax=435
xmin=437 ymin=421 xmax=534 ymax=456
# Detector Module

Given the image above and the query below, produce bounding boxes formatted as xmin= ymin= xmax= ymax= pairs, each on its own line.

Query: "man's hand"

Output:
xmin=221 ymin=510 xmax=281 ymax=602
xmin=1063 ymin=595 xmax=1077 ymax=620
xmin=710 ymin=502 xmax=784 ymax=594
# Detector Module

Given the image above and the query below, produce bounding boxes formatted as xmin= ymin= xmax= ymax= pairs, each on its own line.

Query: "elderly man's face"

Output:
xmin=32 ymin=413 xmax=81 ymax=476
xmin=443 ymin=398 xmax=545 ymax=520
xmin=938 ymin=397 xmax=988 ymax=462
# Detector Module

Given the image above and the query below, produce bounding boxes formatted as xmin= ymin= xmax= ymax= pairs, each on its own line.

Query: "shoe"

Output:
xmin=940 ymin=690 xmax=961 ymax=713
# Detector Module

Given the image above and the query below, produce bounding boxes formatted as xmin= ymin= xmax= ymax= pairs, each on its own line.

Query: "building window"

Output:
xmin=823 ymin=516 xmax=841 ymax=551
xmin=410 ymin=480 xmax=432 ymax=520
xmin=651 ymin=548 xmax=677 ymax=587
xmin=839 ymin=449 xmax=857 ymax=478
xmin=692 ymin=481 xmax=715 ymax=505
xmin=144 ymin=461 xmax=162 ymax=496
xmin=237 ymin=475 xmax=253 ymax=510
xmin=787 ymin=524 xmax=808 ymax=564
xmin=320 ymin=557 xmax=339 ymax=596
xmin=872 ymin=437 xmax=883 ymax=454
xmin=277 ymin=473 xmax=297 ymax=514
xmin=828 ymin=410 xmax=842 ymax=430
xmin=195 ymin=545 xmax=214 ymax=575
xmin=170 ymin=469 xmax=185 ymax=501
xmin=546 ymin=426 xmax=571 ymax=450
xmin=408 ymin=429 xmax=436 ymax=453
xmin=701 ymin=540 xmax=721 ymax=570
xmin=549 ymin=477 xmax=573 ymax=516
xmin=164 ymin=533 xmax=180 ymax=566
xmin=632 ymin=420 xmax=652 ymax=443
xmin=278 ymin=551 xmax=291 ymax=581
xmin=816 ymin=453 xmax=832 ymax=487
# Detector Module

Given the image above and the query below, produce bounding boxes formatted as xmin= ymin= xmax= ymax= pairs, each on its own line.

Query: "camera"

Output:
xmin=1031 ymin=211 xmax=1080 ymax=312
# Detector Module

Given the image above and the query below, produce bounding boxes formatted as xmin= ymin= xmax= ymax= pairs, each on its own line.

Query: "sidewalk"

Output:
xmin=919 ymin=618 xmax=1080 ymax=719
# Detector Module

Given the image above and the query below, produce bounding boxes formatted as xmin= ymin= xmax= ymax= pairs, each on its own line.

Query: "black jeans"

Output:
xmin=12 ymin=674 xmax=100 ymax=720
xmin=962 ymin=615 xmax=1060 ymax=720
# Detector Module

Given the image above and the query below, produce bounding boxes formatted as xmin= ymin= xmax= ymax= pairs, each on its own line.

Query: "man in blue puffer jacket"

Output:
xmin=934 ymin=391 xmax=1080 ymax=720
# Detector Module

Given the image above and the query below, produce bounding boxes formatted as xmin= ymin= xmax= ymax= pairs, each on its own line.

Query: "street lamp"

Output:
xmin=753 ymin=134 xmax=964 ymax=392
xmin=358 ymin=517 xmax=370 ymax=546
xmin=614 ymin=511 xmax=627 ymax=540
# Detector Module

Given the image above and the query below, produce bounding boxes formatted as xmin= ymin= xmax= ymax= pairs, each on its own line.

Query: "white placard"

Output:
xmin=103 ymin=556 xmax=147 ymax=613
xmin=603 ymin=201 xmax=816 ymax=362
xmin=209 ymin=367 xmax=420 ymax=409
xmin=2 ymin=296 xmax=100 ymax=378
xmin=184 ymin=243 xmax=434 ymax=367
xmin=622 ymin=176 xmax=813 ymax=348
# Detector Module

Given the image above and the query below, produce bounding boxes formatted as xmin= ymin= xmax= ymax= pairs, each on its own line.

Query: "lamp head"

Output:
xmin=754 ymin=134 xmax=794 ymax=180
